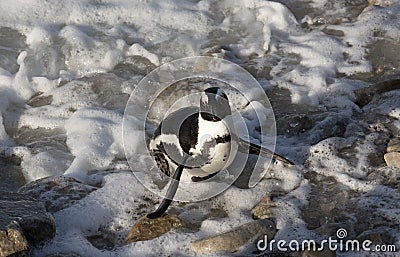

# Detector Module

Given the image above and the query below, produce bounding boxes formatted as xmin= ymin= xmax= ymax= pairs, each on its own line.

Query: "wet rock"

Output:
xmin=125 ymin=214 xmax=183 ymax=243
xmin=87 ymin=233 xmax=115 ymax=250
xmin=387 ymin=137 xmax=400 ymax=153
xmin=314 ymin=223 xmax=345 ymax=237
xmin=0 ymin=191 xmax=56 ymax=256
xmin=323 ymin=28 xmax=344 ymax=37
xmin=384 ymin=152 xmax=400 ymax=169
xmin=0 ymin=157 xmax=26 ymax=192
xmin=113 ymin=56 xmax=157 ymax=78
xmin=366 ymin=166 xmax=400 ymax=187
xmin=307 ymin=114 xmax=347 ymax=144
xmin=300 ymin=247 xmax=336 ymax=257
xmin=357 ymin=227 xmax=395 ymax=246
xmin=27 ymin=92 xmax=53 ymax=107
xmin=191 ymin=219 xmax=276 ymax=253
xmin=302 ymin=173 xmax=350 ymax=230
xmin=276 ymin=114 xmax=313 ymax=135
xmin=251 ymin=194 xmax=275 ymax=220
xmin=0 ymin=225 xmax=29 ymax=257
xmin=82 ymin=73 xmax=129 ymax=110
xmin=368 ymin=0 xmax=397 ymax=7
xmin=354 ymin=78 xmax=400 ymax=107
xmin=18 ymin=175 xmax=98 ymax=213
xmin=44 ymin=253 xmax=81 ymax=257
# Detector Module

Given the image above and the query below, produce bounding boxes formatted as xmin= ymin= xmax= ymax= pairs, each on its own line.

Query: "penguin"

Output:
xmin=147 ymin=87 xmax=293 ymax=219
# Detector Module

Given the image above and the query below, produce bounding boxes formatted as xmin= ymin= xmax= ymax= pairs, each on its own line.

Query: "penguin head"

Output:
xmin=200 ymin=87 xmax=231 ymax=121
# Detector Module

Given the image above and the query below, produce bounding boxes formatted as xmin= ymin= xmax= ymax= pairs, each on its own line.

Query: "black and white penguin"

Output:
xmin=147 ymin=87 xmax=293 ymax=219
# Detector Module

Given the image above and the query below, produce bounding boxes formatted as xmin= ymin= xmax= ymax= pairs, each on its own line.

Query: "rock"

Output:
xmin=124 ymin=214 xmax=183 ymax=243
xmin=0 ymin=157 xmax=26 ymax=192
xmin=367 ymin=166 xmax=400 ymax=187
xmin=0 ymin=191 xmax=56 ymax=256
xmin=27 ymin=92 xmax=53 ymax=107
xmin=251 ymin=194 xmax=275 ymax=220
xmin=300 ymin=247 xmax=336 ymax=257
xmin=368 ymin=0 xmax=397 ymax=7
xmin=354 ymin=78 xmax=400 ymax=107
xmin=323 ymin=28 xmax=344 ymax=37
xmin=357 ymin=228 xmax=394 ymax=246
xmin=18 ymin=175 xmax=98 ymax=213
xmin=276 ymin=114 xmax=313 ymax=135
xmin=82 ymin=73 xmax=129 ymax=110
xmin=0 ymin=226 xmax=29 ymax=257
xmin=387 ymin=137 xmax=400 ymax=153
xmin=44 ymin=253 xmax=81 ymax=257
xmin=191 ymin=219 xmax=276 ymax=253
xmin=384 ymin=152 xmax=400 ymax=169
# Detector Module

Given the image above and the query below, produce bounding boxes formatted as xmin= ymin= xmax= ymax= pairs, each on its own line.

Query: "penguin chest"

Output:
xmin=187 ymin=118 xmax=231 ymax=176
xmin=149 ymin=114 xmax=232 ymax=179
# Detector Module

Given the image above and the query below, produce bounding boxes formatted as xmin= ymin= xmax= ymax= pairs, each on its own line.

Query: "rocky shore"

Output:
xmin=0 ymin=0 xmax=399 ymax=256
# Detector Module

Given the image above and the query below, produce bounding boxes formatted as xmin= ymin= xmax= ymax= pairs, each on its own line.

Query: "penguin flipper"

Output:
xmin=147 ymin=155 xmax=189 ymax=219
xmin=238 ymin=137 xmax=294 ymax=165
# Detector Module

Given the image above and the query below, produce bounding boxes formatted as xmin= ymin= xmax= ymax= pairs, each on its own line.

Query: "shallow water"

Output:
xmin=0 ymin=0 xmax=399 ymax=256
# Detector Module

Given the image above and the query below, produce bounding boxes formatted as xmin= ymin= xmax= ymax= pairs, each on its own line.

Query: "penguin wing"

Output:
xmin=237 ymin=137 xmax=294 ymax=165
xmin=153 ymin=106 xmax=199 ymax=155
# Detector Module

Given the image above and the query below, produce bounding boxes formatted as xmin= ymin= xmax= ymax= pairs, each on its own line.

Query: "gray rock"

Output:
xmin=322 ymin=28 xmax=344 ymax=37
xmin=300 ymin=247 xmax=336 ymax=257
xmin=191 ymin=219 xmax=276 ymax=253
xmin=354 ymin=77 xmax=400 ymax=107
xmin=44 ymin=253 xmax=81 ymax=257
xmin=276 ymin=114 xmax=313 ymax=135
xmin=387 ymin=137 xmax=400 ymax=153
xmin=27 ymin=93 xmax=53 ymax=107
xmin=366 ymin=166 xmax=400 ymax=187
xmin=0 ymin=191 xmax=56 ymax=256
xmin=18 ymin=176 xmax=97 ymax=213
xmin=0 ymin=157 xmax=26 ymax=193
xmin=368 ymin=0 xmax=397 ymax=7
xmin=384 ymin=152 xmax=400 ymax=169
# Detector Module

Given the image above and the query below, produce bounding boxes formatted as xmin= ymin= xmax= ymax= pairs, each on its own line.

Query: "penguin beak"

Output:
xmin=201 ymin=92 xmax=208 ymax=105
xmin=201 ymin=92 xmax=212 ymax=113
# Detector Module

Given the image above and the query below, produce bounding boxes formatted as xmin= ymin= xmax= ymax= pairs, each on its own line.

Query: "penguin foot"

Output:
xmin=191 ymin=172 xmax=219 ymax=182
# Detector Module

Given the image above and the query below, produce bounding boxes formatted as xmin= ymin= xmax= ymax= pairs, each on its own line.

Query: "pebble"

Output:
xmin=384 ymin=152 xmax=400 ymax=169
xmin=124 ymin=214 xmax=183 ymax=243
xmin=0 ymin=227 xmax=29 ymax=257
xmin=323 ymin=28 xmax=345 ymax=37
xmin=191 ymin=219 xmax=276 ymax=253
xmin=0 ymin=191 xmax=56 ymax=256
xmin=251 ymin=194 xmax=275 ymax=220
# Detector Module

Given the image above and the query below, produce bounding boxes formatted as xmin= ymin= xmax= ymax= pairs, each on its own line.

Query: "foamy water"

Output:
xmin=0 ymin=0 xmax=399 ymax=256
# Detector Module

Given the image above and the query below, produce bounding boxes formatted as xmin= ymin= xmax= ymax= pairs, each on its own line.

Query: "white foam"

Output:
xmin=127 ymin=44 xmax=160 ymax=66
xmin=63 ymin=108 xmax=126 ymax=180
